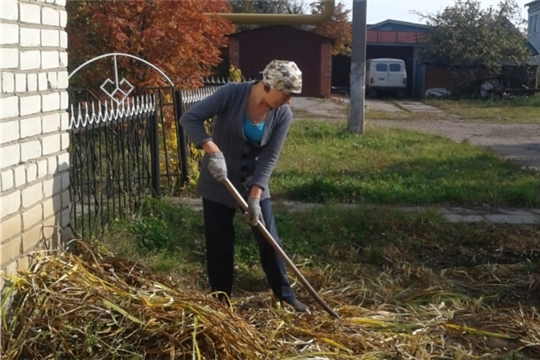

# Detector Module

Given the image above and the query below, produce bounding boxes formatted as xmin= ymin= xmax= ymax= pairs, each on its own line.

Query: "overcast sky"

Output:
xmin=339 ymin=0 xmax=532 ymax=25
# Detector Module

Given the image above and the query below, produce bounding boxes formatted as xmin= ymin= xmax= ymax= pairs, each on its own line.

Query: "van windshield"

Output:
xmin=375 ymin=63 xmax=387 ymax=72
xmin=389 ymin=64 xmax=401 ymax=72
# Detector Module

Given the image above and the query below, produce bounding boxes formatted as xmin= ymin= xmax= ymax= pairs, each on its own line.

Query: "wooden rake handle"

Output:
xmin=222 ymin=178 xmax=339 ymax=319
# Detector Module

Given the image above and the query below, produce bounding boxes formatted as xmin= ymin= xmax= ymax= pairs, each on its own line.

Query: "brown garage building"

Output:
xmin=228 ymin=26 xmax=334 ymax=98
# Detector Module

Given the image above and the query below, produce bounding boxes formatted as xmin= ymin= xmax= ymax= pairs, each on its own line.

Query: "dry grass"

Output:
xmin=2 ymin=240 xmax=539 ymax=359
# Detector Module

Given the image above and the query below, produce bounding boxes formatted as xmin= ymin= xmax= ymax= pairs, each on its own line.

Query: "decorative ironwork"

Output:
xmin=69 ymin=53 xmax=174 ymax=86
xmin=69 ymin=95 xmax=155 ymax=130
xmin=68 ymin=53 xmax=237 ymax=239
xmin=68 ymin=93 xmax=159 ymax=239
xmin=68 ymin=53 xmax=178 ymax=239
xmin=179 ymin=86 xmax=223 ymax=110
xmin=100 ymin=78 xmax=135 ymax=104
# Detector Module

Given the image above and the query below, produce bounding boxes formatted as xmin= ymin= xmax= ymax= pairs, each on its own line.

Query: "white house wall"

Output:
xmin=0 ymin=0 xmax=70 ymax=287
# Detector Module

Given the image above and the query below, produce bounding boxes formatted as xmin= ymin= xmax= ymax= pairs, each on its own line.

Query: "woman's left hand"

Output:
xmin=246 ymin=197 xmax=265 ymax=227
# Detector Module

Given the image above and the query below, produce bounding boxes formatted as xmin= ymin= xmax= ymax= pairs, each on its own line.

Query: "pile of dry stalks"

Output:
xmin=2 ymin=240 xmax=539 ymax=359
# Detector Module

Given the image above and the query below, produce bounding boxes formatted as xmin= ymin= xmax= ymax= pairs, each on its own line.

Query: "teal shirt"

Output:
xmin=243 ymin=115 xmax=265 ymax=144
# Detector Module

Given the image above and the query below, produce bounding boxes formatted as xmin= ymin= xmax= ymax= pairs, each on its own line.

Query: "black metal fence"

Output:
xmin=68 ymin=79 xmax=230 ymax=239
xmin=68 ymin=92 xmax=159 ymax=238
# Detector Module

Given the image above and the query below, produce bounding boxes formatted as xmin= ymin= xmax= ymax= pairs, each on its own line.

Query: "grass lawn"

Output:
xmin=272 ymin=120 xmax=540 ymax=207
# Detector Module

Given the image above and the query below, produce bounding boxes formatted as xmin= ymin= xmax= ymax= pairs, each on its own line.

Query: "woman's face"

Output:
xmin=267 ymin=88 xmax=292 ymax=108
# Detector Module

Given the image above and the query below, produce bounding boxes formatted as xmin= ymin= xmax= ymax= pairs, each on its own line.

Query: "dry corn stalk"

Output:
xmin=2 ymin=240 xmax=539 ymax=359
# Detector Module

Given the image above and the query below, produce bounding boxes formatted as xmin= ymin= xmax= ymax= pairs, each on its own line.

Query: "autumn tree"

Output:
xmin=416 ymin=0 xmax=531 ymax=95
xmin=309 ymin=0 xmax=352 ymax=55
xmin=67 ymin=0 xmax=235 ymax=90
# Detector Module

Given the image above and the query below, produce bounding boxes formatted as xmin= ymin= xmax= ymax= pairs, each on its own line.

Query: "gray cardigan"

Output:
xmin=179 ymin=82 xmax=292 ymax=208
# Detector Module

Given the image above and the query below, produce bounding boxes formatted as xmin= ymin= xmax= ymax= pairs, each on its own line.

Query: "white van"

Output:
xmin=366 ymin=58 xmax=407 ymax=98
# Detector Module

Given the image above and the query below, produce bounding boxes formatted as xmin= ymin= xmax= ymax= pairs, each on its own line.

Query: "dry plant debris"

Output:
xmin=2 ymin=240 xmax=539 ymax=359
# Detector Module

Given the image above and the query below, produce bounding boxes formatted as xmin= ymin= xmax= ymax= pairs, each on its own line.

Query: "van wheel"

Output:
xmin=397 ymin=90 xmax=405 ymax=99
xmin=368 ymin=89 xmax=377 ymax=98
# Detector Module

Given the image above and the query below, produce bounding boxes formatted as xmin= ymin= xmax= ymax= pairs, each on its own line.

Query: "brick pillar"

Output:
xmin=0 ymin=0 xmax=70 ymax=287
xmin=320 ymin=43 xmax=332 ymax=98
xmin=229 ymin=38 xmax=240 ymax=68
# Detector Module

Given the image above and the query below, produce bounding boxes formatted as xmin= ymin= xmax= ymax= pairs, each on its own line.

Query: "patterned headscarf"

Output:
xmin=262 ymin=60 xmax=302 ymax=93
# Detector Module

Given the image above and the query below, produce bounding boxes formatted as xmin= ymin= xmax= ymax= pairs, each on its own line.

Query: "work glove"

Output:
xmin=207 ymin=152 xmax=227 ymax=181
xmin=245 ymin=197 xmax=265 ymax=227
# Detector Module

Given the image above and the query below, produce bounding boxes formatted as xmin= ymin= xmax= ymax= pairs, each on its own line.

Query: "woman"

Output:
xmin=179 ymin=60 xmax=308 ymax=312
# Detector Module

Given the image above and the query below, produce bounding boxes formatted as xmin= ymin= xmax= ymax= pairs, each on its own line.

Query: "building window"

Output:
xmin=536 ymin=14 xmax=539 ymax=33
xmin=530 ymin=16 xmax=534 ymax=34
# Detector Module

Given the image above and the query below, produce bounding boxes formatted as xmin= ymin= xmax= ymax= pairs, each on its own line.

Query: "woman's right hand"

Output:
xmin=207 ymin=151 xmax=227 ymax=181
xmin=202 ymin=141 xmax=227 ymax=181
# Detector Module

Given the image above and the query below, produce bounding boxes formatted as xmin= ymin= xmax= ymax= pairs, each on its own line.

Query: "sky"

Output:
xmin=339 ymin=0 xmax=532 ymax=25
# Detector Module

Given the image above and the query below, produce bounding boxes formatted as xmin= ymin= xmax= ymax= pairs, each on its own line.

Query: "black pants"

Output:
xmin=202 ymin=198 xmax=296 ymax=303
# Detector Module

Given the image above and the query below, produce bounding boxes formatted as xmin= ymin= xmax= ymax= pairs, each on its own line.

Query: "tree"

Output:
xmin=416 ymin=0 xmax=531 ymax=95
xmin=67 ymin=0 xmax=235 ymax=90
xmin=309 ymin=1 xmax=352 ymax=55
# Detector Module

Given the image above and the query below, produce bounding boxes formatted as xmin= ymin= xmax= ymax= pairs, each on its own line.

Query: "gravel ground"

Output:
xmin=290 ymin=97 xmax=540 ymax=170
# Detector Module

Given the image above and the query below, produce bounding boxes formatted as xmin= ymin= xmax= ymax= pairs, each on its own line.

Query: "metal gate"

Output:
xmin=67 ymin=53 xmax=188 ymax=239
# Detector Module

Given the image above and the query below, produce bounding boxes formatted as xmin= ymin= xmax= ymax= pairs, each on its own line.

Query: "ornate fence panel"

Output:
xmin=68 ymin=53 xmax=187 ymax=239
xmin=68 ymin=93 xmax=158 ymax=239
xmin=67 ymin=53 xmax=240 ymax=239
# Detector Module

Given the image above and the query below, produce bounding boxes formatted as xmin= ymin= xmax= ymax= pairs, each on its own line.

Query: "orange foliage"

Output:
xmin=310 ymin=1 xmax=352 ymax=55
xmin=67 ymin=0 xmax=235 ymax=90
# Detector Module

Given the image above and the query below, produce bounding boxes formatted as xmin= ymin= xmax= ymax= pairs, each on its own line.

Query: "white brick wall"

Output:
xmin=0 ymin=120 xmax=19 ymax=143
xmin=1 ymin=23 xmax=19 ymax=45
xmin=1 ymin=170 xmax=14 ymax=191
xmin=20 ymin=3 xmax=41 ymax=24
xmin=14 ymin=166 xmax=25 ymax=188
xmin=20 ymin=27 xmax=41 ymax=47
xmin=42 ymin=92 xmax=59 ymax=112
xmin=1 ymin=2 xmax=19 ymax=21
xmin=20 ymin=94 xmax=41 ymax=115
xmin=20 ymin=116 xmax=41 ymax=138
xmin=2 ymin=72 xmax=15 ymax=93
xmin=38 ymin=72 xmax=48 ymax=91
xmin=21 ymin=50 xmax=41 ymax=70
xmin=1 ymin=144 xmax=20 ymax=167
xmin=1 ymin=96 xmax=18 ymax=118
xmin=42 ymin=51 xmax=59 ymax=69
xmin=42 ymin=29 xmax=59 ymax=47
xmin=1 ymin=0 xmax=70 ymax=288
xmin=0 ymin=48 xmax=18 ymax=69
xmin=42 ymin=6 xmax=59 ymax=26
xmin=15 ymin=73 xmax=26 ymax=92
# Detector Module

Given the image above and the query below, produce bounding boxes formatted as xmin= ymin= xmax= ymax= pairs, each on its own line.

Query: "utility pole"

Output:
xmin=348 ymin=0 xmax=367 ymax=133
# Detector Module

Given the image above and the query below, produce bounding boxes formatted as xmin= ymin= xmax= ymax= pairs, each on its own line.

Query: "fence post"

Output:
xmin=174 ymin=90 xmax=189 ymax=185
xmin=150 ymin=95 xmax=161 ymax=197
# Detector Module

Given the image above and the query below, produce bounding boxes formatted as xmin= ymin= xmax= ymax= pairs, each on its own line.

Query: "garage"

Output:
xmin=332 ymin=19 xmax=432 ymax=97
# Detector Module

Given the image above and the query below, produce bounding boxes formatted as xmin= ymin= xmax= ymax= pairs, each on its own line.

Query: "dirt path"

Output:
xmin=290 ymin=97 xmax=540 ymax=170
